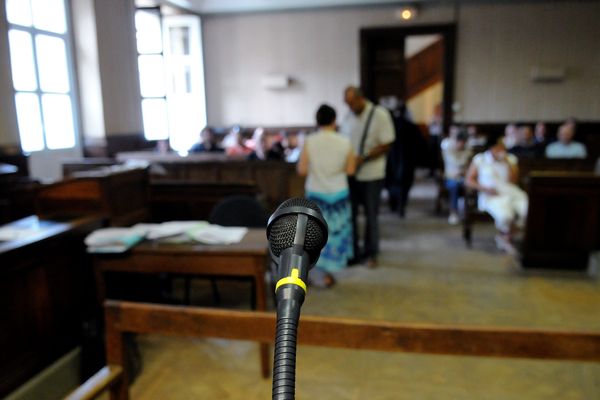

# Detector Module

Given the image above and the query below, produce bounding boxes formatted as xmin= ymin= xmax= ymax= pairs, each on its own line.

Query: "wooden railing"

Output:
xmin=66 ymin=300 xmax=600 ymax=399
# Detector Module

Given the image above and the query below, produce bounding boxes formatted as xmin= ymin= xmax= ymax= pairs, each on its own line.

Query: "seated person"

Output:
xmin=223 ymin=125 xmax=253 ymax=157
xmin=247 ymin=128 xmax=285 ymax=161
xmin=441 ymin=131 xmax=472 ymax=225
xmin=465 ymin=136 xmax=528 ymax=254
xmin=466 ymin=124 xmax=486 ymax=150
xmin=545 ymin=122 xmax=587 ymax=159
xmin=509 ymin=125 xmax=538 ymax=158
xmin=282 ymin=130 xmax=305 ymax=163
xmin=503 ymin=123 xmax=519 ymax=150
xmin=189 ymin=127 xmax=224 ymax=153
xmin=534 ymin=122 xmax=547 ymax=149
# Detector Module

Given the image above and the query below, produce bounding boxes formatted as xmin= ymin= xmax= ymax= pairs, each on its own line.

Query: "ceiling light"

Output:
xmin=396 ymin=6 xmax=418 ymax=21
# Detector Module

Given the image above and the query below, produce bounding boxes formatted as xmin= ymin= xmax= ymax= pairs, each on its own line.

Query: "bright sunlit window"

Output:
xmin=5 ymin=0 xmax=77 ymax=152
xmin=135 ymin=8 xmax=207 ymax=151
xmin=136 ymin=8 xmax=169 ymax=141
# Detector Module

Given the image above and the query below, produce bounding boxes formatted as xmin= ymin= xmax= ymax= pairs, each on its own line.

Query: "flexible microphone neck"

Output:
xmin=267 ymin=198 xmax=327 ymax=400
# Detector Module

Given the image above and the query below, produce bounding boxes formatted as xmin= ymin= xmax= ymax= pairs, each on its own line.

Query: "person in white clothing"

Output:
xmin=297 ymin=104 xmax=356 ymax=287
xmin=466 ymin=136 xmax=528 ymax=254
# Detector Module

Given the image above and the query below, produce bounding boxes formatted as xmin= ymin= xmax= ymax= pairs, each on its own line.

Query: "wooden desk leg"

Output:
xmin=254 ymin=257 xmax=270 ymax=379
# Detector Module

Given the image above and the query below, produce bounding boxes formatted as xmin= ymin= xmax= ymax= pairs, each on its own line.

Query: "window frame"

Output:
xmin=6 ymin=0 xmax=80 ymax=152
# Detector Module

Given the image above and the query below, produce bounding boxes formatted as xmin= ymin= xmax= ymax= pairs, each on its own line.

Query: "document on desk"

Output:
xmin=85 ymin=227 xmax=144 ymax=253
xmin=132 ymin=221 xmax=209 ymax=240
xmin=0 ymin=225 xmax=44 ymax=241
xmin=187 ymin=225 xmax=248 ymax=245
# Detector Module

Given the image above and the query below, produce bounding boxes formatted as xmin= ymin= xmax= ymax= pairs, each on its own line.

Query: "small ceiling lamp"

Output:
xmin=396 ymin=6 xmax=418 ymax=21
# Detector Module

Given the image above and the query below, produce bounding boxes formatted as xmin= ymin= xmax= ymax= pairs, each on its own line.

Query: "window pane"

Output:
xmin=36 ymin=35 xmax=70 ymax=93
xmin=138 ymin=55 xmax=166 ymax=97
xmin=136 ymin=10 xmax=163 ymax=54
xmin=142 ymin=99 xmax=169 ymax=140
xmin=169 ymin=27 xmax=190 ymax=55
xmin=41 ymin=94 xmax=75 ymax=149
xmin=15 ymin=93 xmax=44 ymax=152
xmin=6 ymin=0 xmax=32 ymax=26
xmin=31 ymin=0 xmax=66 ymax=33
xmin=8 ymin=29 xmax=38 ymax=91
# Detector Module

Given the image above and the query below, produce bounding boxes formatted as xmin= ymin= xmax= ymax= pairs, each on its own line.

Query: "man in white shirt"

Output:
xmin=545 ymin=122 xmax=587 ymax=159
xmin=340 ymin=86 xmax=395 ymax=267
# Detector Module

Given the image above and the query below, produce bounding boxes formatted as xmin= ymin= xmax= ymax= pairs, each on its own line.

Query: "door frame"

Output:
xmin=360 ymin=24 xmax=456 ymax=130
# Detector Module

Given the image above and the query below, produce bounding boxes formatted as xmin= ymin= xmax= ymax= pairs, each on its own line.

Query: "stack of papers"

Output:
xmin=85 ymin=228 xmax=144 ymax=253
xmin=84 ymin=221 xmax=248 ymax=252
xmin=187 ymin=225 xmax=248 ymax=245
xmin=132 ymin=221 xmax=209 ymax=241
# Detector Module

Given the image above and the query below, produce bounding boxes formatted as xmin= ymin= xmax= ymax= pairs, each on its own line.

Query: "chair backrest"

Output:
xmin=208 ymin=195 xmax=268 ymax=228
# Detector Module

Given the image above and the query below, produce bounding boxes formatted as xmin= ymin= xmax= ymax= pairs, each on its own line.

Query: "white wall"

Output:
xmin=203 ymin=0 xmax=600 ymax=126
xmin=0 ymin=0 xmax=19 ymax=146
xmin=93 ymin=0 xmax=143 ymax=136
xmin=203 ymin=4 xmax=454 ymax=126
xmin=71 ymin=0 xmax=106 ymax=141
xmin=454 ymin=0 xmax=600 ymax=122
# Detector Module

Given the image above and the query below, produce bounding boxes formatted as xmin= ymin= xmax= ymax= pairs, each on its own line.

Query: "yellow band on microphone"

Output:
xmin=275 ymin=268 xmax=307 ymax=294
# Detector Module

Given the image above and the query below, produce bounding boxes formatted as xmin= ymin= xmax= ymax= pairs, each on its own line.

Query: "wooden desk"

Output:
xmin=36 ymin=167 xmax=149 ymax=226
xmin=91 ymin=229 xmax=271 ymax=377
xmin=0 ymin=215 xmax=102 ymax=397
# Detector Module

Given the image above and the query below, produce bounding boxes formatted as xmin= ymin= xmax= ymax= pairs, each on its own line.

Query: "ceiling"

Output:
xmin=155 ymin=0 xmax=433 ymax=14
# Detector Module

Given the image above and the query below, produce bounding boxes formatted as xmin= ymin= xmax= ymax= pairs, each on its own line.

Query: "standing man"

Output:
xmin=340 ymin=86 xmax=395 ymax=268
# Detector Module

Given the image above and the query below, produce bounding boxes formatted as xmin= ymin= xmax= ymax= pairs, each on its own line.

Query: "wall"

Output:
xmin=202 ymin=0 xmax=600 ymax=126
xmin=454 ymin=0 xmax=600 ymax=122
xmin=92 ymin=0 xmax=143 ymax=136
xmin=71 ymin=0 xmax=105 ymax=140
xmin=0 ymin=0 xmax=19 ymax=146
xmin=203 ymin=4 xmax=455 ymax=126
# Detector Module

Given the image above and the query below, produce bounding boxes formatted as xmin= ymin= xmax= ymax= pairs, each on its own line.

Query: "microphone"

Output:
xmin=266 ymin=198 xmax=328 ymax=400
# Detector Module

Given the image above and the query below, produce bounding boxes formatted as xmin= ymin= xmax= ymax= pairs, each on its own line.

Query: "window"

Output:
xmin=5 ymin=0 xmax=77 ymax=152
xmin=135 ymin=8 xmax=206 ymax=152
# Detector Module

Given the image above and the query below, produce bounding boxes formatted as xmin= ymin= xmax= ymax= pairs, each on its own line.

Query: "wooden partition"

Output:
xmin=149 ymin=181 xmax=259 ymax=221
xmin=521 ymin=172 xmax=600 ymax=270
xmin=116 ymin=152 xmax=305 ymax=211
xmin=66 ymin=300 xmax=600 ymax=400
xmin=0 ymin=216 xmax=102 ymax=398
xmin=36 ymin=168 xmax=149 ymax=227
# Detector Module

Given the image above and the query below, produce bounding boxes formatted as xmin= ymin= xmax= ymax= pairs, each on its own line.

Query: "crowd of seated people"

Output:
xmin=187 ymin=126 xmax=306 ymax=162
xmin=438 ymin=118 xmax=590 ymax=252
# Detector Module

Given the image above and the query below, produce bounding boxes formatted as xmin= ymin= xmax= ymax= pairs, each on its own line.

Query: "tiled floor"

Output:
xmin=130 ymin=181 xmax=600 ymax=399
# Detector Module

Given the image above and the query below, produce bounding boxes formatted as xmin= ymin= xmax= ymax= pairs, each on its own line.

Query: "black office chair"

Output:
xmin=208 ymin=195 xmax=268 ymax=228
xmin=182 ymin=195 xmax=269 ymax=306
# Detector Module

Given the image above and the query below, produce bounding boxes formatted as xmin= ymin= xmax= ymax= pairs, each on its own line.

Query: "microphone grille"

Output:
xmin=268 ymin=198 xmax=327 ymax=263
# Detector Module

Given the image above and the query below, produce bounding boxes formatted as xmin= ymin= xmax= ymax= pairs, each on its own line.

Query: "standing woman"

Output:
xmin=297 ymin=104 xmax=356 ymax=286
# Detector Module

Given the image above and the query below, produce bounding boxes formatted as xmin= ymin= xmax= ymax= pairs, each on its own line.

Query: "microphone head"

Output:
xmin=267 ymin=198 xmax=328 ymax=265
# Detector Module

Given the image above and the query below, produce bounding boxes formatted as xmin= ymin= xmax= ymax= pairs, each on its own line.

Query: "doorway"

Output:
xmin=360 ymin=24 xmax=455 ymax=130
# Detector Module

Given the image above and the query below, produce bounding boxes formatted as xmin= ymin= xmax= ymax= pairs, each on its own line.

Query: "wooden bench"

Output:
xmin=115 ymin=152 xmax=305 ymax=212
xmin=521 ymin=172 xmax=600 ymax=270
xmin=66 ymin=300 xmax=600 ymax=399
